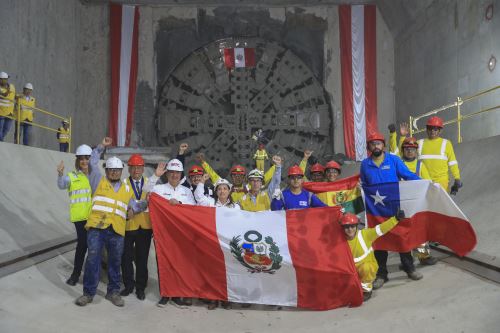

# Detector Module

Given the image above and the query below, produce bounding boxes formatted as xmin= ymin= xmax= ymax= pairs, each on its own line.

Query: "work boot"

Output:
xmin=105 ymin=293 xmax=125 ymax=307
xmin=75 ymin=295 xmax=93 ymax=307
xmin=407 ymin=270 xmax=423 ymax=280
xmin=66 ymin=275 xmax=79 ymax=286
xmin=419 ymin=256 xmax=438 ymax=265
xmin=157 ymin=297 xmax=170 ymax=308
xmin=363 ymin=291 xmax=372 ymax=301
xmin=170 ymin=297 xmax=188 ymax=309
xmin=120 ymin=286 xmax=134 ymax=297
xmin=136 ymin=290 xmax=145 ymax=301
xmin=372 ymin=276 xmax=388 ymax=290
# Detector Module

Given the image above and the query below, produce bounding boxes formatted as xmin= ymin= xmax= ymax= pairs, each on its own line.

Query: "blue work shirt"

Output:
xmin=360 ymin=152 xmax=420 ymax=185
xmin=271 ymin=188 xmax=327 ymax=211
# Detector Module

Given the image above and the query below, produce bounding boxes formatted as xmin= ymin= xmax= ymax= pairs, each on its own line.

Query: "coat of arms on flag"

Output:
xmin=230 ymin=230 xmax=282 ymax=274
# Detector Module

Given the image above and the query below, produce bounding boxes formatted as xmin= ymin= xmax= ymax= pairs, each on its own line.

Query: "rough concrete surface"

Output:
xmin=0 ymin=249 xmax=498 ymax=333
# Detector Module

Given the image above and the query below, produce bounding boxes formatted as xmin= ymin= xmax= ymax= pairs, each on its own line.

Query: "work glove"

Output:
xmin=388 ymin=123 xmax=396 ymax=133
xmin=272 ymin=188 xmax=282 ymax=200
xmin=396 ymin=208 xmax=406 ymax=221
xmin=450 ymin=180 xmax=463 ymax=195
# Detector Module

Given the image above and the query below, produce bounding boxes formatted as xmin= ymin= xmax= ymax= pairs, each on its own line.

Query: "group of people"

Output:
xmin=0 ymin=70 xmax=70 ymax=149
xmin=57 ymin=114 xmax=461 ymax=308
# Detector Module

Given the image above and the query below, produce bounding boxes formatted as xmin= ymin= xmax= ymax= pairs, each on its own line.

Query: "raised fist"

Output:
xmin=272 ymin=155 xmax=282 ymax=167
xmin=57 ymin=161 xmax=64 ymax=176
xmin=195 ymin=152 xmax=205 ymax=163
xmin=179 ymin=143 xmax=189 ymax=155
xmin=303 ymin=150 xmax=313 ymax=160
xmin=102 ymin=137 xmax=113 ymax=147
xmin=388 ymin=123 xmax=396 ymax=133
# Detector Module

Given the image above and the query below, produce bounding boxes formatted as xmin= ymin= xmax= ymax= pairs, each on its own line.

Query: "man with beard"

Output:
xmin=360 ymin=132 xmax=422 ymax=290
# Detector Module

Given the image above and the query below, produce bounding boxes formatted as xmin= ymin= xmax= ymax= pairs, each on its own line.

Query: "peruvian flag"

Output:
xmin=109 ymin=3 xmax=139 ymax=146
xmin=149 ymin=193 xmax=363 ymax=310
xmin=363 ymin=180 xmax=477 ymax=257
xmin=223 ymin=48 xmax=256 ymax=69
xmin=339 ymin=5 xmax=378 ymax=161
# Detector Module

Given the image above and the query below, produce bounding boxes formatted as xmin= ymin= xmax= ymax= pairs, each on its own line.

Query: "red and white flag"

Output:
xmin=149 ymin=194 xmax=363 ymax=310
xmin=339 ymin=5 xmax=378 ymax=161
xmin=224 ymin=48 xmax=256 ymax=69
xmin=363 ymin=180 xmax=477 ymax=256
xmin=110 ymin=3 xmax=139 ymax=146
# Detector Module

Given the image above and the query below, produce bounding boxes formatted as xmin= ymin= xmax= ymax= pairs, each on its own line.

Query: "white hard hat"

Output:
xmin=75 ymin=144 xmax=92 ymax=156
xmin=166 ymin=158 xmax=183 ymax=172
xmin=62 ymin=118 xmax=69 ymax=124
xmin=105 ymin=156 xmax=124 ymax=169
xmin=214 ymin=178 xmax=233 ymax=191
xmin=0 ymin=72 xmax=8 ymax=79
xmin=24 ymin=83 xmax=33 ymax=90
xmin=247 ymin=169 xmax=264 ymax=180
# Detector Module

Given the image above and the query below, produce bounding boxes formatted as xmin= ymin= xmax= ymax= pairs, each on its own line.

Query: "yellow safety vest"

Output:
xmin=68 ymin=171 xmax=92 ymax=222
xmin=86 ymin=178 xmax=132 ymax=236
xmin=124 ymin=177 xmax=151 ymax=231
xmin=238 ymin=192 xmax=271 ymax=212
xmin=0 ymin=84 xmax=16 ymax=116
xmin=16 ymin=95 xmax=36 ymax=121
xmin=253 ymin=149 xmax=268 ymax=160
xmin=403 ymin=159 xmax=432 ymax=180
xmin=417 ymin=137 xmax=460 ymax=185
xmin=58 ymin=127 xmax=70 ymax=143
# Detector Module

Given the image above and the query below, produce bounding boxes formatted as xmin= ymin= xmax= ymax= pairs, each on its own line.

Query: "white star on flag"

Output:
xmin=371 ymin=190 xmax=386 ymax=206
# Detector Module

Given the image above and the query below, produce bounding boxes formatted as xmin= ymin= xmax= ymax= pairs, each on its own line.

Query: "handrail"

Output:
xmin=409 ymin=85 xmax=500 ymax=143
xmin=0 ymin=95 xmax=72 ymax=152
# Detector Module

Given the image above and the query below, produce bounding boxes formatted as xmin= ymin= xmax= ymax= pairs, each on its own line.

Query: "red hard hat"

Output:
xmin=128 ymin=154 xmax=144 ymax=166
xmin=367 ymin=132 xmax=386 ymax=144
xmin=402 ymin=137 xmax=419 ymax=149
xmin=258 ymin=143 xmax=265 ymax=149
xmin=230 ymin=164 xmax=246 ymax=175
xmin=426 ymin=116 xmax=444 ymax=128
xmin=339 ymin=213 xmax=359 ymax=226
xmin=188 ymin=165 xmax=204 ymax=176
xmin=288 ymin=165 xmax=304 ymax=177
xmin=310 ymin=163 xmax=325 ymax=173
xmin=325 ymin=160 xmax=341 ymax=172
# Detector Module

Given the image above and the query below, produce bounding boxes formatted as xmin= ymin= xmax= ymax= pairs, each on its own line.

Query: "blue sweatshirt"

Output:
xmin=360 ymin=152 xmax=420 ymax=185
xmin=271 ymin=188 xmax=327 ymax=210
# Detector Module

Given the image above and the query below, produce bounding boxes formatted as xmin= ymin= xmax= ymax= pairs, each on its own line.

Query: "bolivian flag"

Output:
xmin=303 ymin=174 xmax=364 ymax=214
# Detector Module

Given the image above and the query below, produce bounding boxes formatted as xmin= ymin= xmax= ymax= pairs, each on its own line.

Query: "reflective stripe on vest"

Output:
xmin=375 ymin=224 xmax=383 ymax=237
xmin=68 ymin=171 xmax=92 ymax=222
xmin=70 ymin=197 xmax=91 ymax=204
xmin=418 ymin=139 xmax=449 ymax=161
xmin=69 ymin=188 xmax=90 ymax=197
xmin=92 ymin=195 xmax=128 ymax=219
xmin=354 ymin=230 xmax=373 ymax=263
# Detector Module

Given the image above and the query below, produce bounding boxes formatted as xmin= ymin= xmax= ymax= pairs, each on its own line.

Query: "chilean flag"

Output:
xmin=149 ymin=193 xmax=363 ymax=310
xmin=109 ymin=3 xmax=139 ymax=146
xmin=224 ymin=48 xmax=256 ymax=69
xmin=339 ymin=5 xmax=378 ymax=161
xmin=363 ymin=180 xmax=477 ymax=257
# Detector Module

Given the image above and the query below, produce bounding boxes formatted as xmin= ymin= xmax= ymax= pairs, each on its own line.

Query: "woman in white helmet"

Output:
xmin=56 ymin=143 xmax=93 ymax=286
xmin=194 ymin=176 xmax=240 ymax=209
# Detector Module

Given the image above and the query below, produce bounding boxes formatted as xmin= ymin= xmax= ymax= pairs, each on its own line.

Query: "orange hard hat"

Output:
xmin=426 ymin=116 xmax=444 ymax=128
xmin=230 ymin=164 xmax=246 ymax=175
xmin=288 ymin=165 xmax=304 ymax=177
xmin=188 ymin=165 xmax=204 ymax=176
xmin=127 ymin=154 xmax=144 ymax=166
xmin=339 ymin=213 xmax=359 ymax=226
xmin=367 ymin=132 xmax=385 ymax=144
xmin=325 ymin=160 xmax=341 ymax=172
xmin=402 ymin=137 xmax=419 ymax=149
xmin=310 ymin=163 xmax=325 ymax=173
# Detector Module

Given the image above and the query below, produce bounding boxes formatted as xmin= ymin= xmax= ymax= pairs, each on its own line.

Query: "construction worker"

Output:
xmin=418 ymin=116 xmax=462 ymax=194
xmin=75 ymin=137 xmax=147 ymax=307
xmin=325 ymin=160 xmax=342 ymax=182
xmin=186 ymin=164 xmax=213 ymax=200
xmin=14 ymin=83 xmax=35 ymax=145
xmin=253 ymin=143 xmax=269 ymax=172
xmin=0 ymin=71 xmax=16 ymax=141
xmin=120 ymin=154 xmax=152 ymax=301
xmin=56 ymin=144 xmax=93 ymax=286
xmin=57 ymin=119 xmax=70 ymax=152
xmin=309 ymin=163 xmax=325 ymax=182
xmin=399 ymin=137 xmax=437 ymax=266
xmin=360 ymin=132 xmax=422 ymax=290
xmin=271 ymin=165 xmax=327 ymax=210
xmin=340 ymin=210 xmax=405 ymax=301
xmin=238 ymin=155 xmax=282 ymax=212
xmin=148 ymin=158 xmax=196 ymax=309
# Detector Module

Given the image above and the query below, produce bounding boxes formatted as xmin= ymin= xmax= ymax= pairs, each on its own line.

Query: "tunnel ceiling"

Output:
xmin=158 ymin=37 xmax=332 ymax=174
xmin=85 ymin=0 xmax=436 ymax=38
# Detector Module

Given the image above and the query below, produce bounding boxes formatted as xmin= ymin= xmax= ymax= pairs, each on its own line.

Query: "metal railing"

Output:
xmin=0 ymin=95 xmax=72 ymax=152
xmin=409 ymin=85 xmax=500 ymax=143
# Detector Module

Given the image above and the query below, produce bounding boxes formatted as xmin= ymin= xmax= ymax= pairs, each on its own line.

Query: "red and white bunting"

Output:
xmin=339 ymin=5 xmax=378 ymax=161
xmin=110 ymin=3 xmax=139 ymax=147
